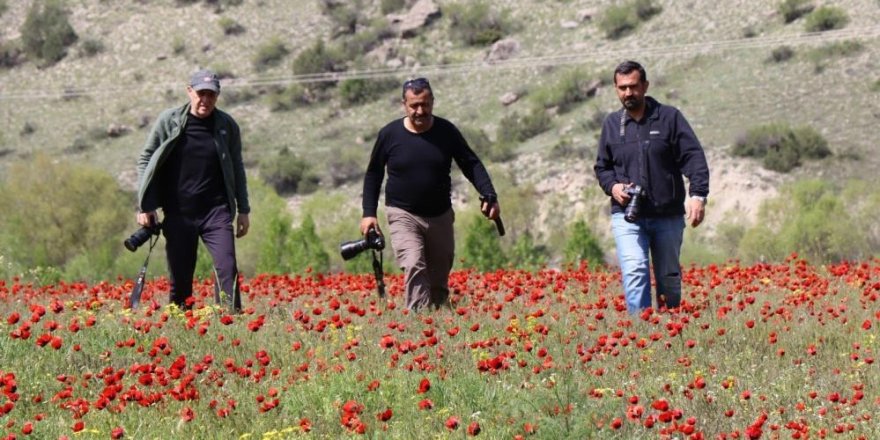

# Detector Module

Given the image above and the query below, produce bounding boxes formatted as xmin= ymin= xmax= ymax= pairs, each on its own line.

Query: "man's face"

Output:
xmin=187 ymin=86 xmax=218 ymax=118
xmin=614 ymin=70 xmax=649 ymax=111
xmin=402 ymin=89 xmax=434 ymax=130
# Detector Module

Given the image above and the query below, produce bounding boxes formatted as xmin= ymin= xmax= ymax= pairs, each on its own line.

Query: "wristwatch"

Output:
xmin=690 ymin=195 xmax=707 ymax=203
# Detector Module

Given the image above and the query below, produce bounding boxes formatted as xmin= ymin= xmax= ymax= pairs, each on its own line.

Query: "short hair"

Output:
xmin=613 ymin=60 xmax=647 ymax=84
xmin=401 ymin=77 xmax=432 ymax=99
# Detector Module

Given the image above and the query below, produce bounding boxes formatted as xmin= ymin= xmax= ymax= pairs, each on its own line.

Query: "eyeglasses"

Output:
xmin=402 ymin=77 xmax=431 ymax=97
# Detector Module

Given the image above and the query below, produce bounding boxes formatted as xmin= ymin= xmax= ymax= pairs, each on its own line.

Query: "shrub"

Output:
xmin=380 ymin=0 xmax=406 ymax=14
xmin=804 ymin=6 xmax=848 ymax=32
xmin=459 ymin=125 xmax=515 ymax=163
xmin=253 ymin=37 xmax=289 ymax=71
xmin=777 ymin=0 xmax=814 ymax=23
xmin=530 ymin=70 xmax=601 ymax=114
xmin=739 ymin=179 xmax=870 ymax=263
xmin=338 ymin=77 xmax=397 ymax=106
xmin=79 ymin=38 xmax=104 ymax=57
xmin=508 ymin=229 xmax=549 ymax=271
xmin=0 ymin=0 xmax=7 ymax=16
xmin=292 ymin=39 xmax=345 ymax=83
xmin=218 ymin=17 xmax=245 ymax=36
xmin=804 ymin=40 xmax=863 ymax=72
xmin=320 ymin=0 xmax=362 ymax=36
xmin=266 ymin=84 xmax=311 ymax=112
xmin=446 ymin=1 xmax=515 ymax=46
xmin=459 ymin=215 xmax=506 ymax=271
xmin=496 ymin=107 xmax=552 ymax=145
xmin=732 ymin=123 xmax=830 ymax=172
xmin=563 ymin=219 xmax=605 ymax=267
xmin=258 ymin=148 xmax=320 ymax=195
xmin=171 ymin=36 xmax=186 ymax=55
xmin=599 ymin=0 xmax=661 ymax=40
xmin=767 ymin=46 xmax=794 ymax=63
xmin=0 ymin=40 xmax=24 ymax=69
xmin=0 ymin=155 xmax=130 ymax=272
xmin=20 ymin=0 xmax=78 ymax=65
xmin=340 ymin=18 xmax=394 ymax=60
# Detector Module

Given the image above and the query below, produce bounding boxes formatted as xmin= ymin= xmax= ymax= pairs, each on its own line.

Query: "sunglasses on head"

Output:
xmin=402 ymin=77 xmax=431 ymax=97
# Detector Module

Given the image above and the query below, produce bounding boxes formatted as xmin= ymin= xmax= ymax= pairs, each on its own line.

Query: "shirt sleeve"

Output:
xmin=361 ymin=130 xmax=387 ymax=217
xmin=673 ymin=110 xmax=710 ymax=197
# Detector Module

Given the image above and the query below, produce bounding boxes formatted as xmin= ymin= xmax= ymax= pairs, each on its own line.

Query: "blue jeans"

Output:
xmin=611 ymin=213 xmax=685 ymax=313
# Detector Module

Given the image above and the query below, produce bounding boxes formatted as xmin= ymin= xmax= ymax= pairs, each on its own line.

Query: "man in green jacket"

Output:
xmin=135 ymin=69 xmax=250 ymax=312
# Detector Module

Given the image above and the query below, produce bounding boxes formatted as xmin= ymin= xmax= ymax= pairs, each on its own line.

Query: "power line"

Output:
xmin=0 ymin=26 xmax=878 ymax=101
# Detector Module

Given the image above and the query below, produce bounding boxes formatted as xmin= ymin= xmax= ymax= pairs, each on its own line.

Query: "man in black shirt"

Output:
xmin=360 ymin=77 xmax=501 ymax=311
xmin=594 ymin=61 xmax=709 ymax=314
xmin=136 ymin=69 xmax=250 ymax=312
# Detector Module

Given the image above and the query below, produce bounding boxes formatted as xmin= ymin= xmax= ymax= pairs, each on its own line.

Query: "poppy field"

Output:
xmin=1 ymin=256 xmax=878 ymax=439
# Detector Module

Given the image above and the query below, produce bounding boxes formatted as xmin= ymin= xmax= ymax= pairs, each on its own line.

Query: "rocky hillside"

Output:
xmin=1 ymin=0 xmax=879 ymax=245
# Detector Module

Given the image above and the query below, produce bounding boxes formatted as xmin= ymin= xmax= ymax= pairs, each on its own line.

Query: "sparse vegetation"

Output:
xmin=265 ymin=84 xmax=312 ymax=111
xmin=218 ymin=16 xmax=246 ymax=36
xmin=803 ymin=40 xmax=863 ymax=72
xmin=446 ymin=1 xmax=516 ymax=46
xmin=767 ymin=45 xmax=795 ymax=63
xmin=78 ymin=38 xmax=105 ymax=58
xmin=253 ymin=37 xmax=289 ymax=71
xmin=459 ymin=125 xmax=514 ymax=163
xmin=496 ymin=107 xmax=553 ymax=145
xmin=777 ymin=0 xmax=814 ymax=24
xmin=804 ymin=5 xmax=849 ymax=32
xmin=530 ymin=70 xmax=601 ymax=114
xmin=380 ymin=0 xmax=406 ymax=14
xmin=292 ymin=39 xmax=344 ymax=78
xmin=598 ymin=0 xmax=662 ymax=39
xmin=338 ymin=77 xmax=397 ymax=106
xmin=20 ymin=0 xmax=78 ymax=66
xmin=258 ymin=148 xmax=320 ymax=195
xmin=732 ymin=123 xmax=831 ymax=172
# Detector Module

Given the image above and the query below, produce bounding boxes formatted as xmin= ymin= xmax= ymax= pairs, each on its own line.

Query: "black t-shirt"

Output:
xmin=158 ymin=113 xmax=227 ymax=214
xmin=362 ymin=117 xmax=496 ymax=217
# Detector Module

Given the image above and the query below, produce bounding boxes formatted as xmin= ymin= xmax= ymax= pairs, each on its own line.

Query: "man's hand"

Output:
xmin=686 ymin=198 xmax=706 ymax=228
xmin=360 ymin=217 xmax=381 ymax=236
xmin=611 ymin=183 xmax=633 ymax=206
xmin=480 ymin=200 xmax=501 ymax=220
xmin=236 ymin=213 xmax=250 ymax=238
xmin=137 ymin=211 xmax=158 ymax=227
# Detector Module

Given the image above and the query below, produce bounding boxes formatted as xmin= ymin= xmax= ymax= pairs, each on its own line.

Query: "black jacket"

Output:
xmin=594 ymin=97 xmax=709 ymax=217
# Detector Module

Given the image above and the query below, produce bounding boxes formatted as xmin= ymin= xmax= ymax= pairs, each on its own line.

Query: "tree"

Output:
xmin=459 ymin=216 xmax=506 ymax=271
xmin=563 ymin=219 xmax=605 ymax=267
xmin=20 ymin=0 xmax=78 ymax=65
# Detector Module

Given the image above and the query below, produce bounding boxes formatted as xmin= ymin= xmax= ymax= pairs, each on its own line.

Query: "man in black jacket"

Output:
xmin=360 ymin=77 xmax=501 ymax=312
xmin=594 ymin=61 xmax=709 ymax=314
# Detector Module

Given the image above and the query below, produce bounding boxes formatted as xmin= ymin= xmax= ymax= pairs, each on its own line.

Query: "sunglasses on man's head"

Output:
xmin=402 ymin=77 xmax=431 ymax=96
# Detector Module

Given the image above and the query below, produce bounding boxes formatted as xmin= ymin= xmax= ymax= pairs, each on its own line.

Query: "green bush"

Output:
xmin=739 ymin=179 xmax=870 ymax=263
xmin=598 ymin=0 xmax=661 ymax=40
xmin=459 ymin=125 xmax=515 ymax=163
xmin=732 ymin=123 xmax=830 ymax=172
xmin=777 ymin=0 xmax=814 ymax=23
xmin=0 ymin=155 xmax=130 ymax=273
xmin=0 ymin=0 xmax=7 ymax=16
xmin=253 ymin=37 xmax=289 ymax=71
xmin=20 ymin=0 xmax=78 ymax=65
xmin=338 ymin=78 xmax=397 ymax=106
xmin=258 ymin=148 xmax=320 ymax=195
xmin=563 ymin=219 xmax=605 ymax=267
xmin=79 ymin=38 xmax=104 ymax=57
xmin=0 ymin=40 xmax=24 ymax=69
xmin=380 ymin=0 xmax=406 ymax=14
xmin=292 ymin=39 xmax=345 ymax=82
xmin=446 ymin=1 xmax=515 ymax=46
xmin=320 ymin=0 xmax=362 ymax=36
xmin=530 ymin=70 xmax=601 ymax=114
xmin=508 ymin=229 xmax=548 ymax=271
xmin=804 ymin=6 xmax=848 ymax=32
xmin=804 ymin=40 xmax=863 ymax=72
xmin=339 ymin=19 xmax=393 ymax=60
xmin=767 ymin=46 xmax=795 ymax=63
xmin=218 ymin=17 xmax=245 ymax=36
xmin=266 ymin=84 xmax=311 ymax=112
xmin=496 ymin=107 xmax=552 ymax=145
xmin=459 ymin=215 xmax=506 ymax=271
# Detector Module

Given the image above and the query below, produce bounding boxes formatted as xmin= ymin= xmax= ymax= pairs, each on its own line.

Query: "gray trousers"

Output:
xmin=386 ymin=206 xmax=455 ymax=311
xmin=162 ymin=204 xmax=241 ymax=312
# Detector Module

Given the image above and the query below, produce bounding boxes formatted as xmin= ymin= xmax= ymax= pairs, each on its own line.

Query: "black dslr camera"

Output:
xmin=124 ymin=224 xmax=161 ymax=252
xmin=339 ymin=227 xmax=385 ymax=261
xmin=623 ymin=185 xmax=645 ymax=223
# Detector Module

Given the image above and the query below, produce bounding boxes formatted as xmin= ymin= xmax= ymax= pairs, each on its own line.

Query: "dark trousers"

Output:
xmin=162 ymin=204 xmax=241 ymax=311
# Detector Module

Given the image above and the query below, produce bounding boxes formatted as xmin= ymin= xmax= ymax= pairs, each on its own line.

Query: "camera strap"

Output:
xmin=130 ymin=235 xmax=159 ymax=309
xmin=371 ymin=250 xmax=386 ymax=298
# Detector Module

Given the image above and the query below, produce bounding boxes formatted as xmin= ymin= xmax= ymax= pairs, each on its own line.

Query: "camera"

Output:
xmin=124 ymin=224 xmax=161 ymax=252
xmin=623 ymin=185 xmax=645 ymax=223
xmin=340 ymin=227 xmax=385 ymax=260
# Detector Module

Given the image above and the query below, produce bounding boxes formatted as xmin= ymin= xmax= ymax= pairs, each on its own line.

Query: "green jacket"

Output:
xmin=136 ymin=103 xmax=250 ymax=215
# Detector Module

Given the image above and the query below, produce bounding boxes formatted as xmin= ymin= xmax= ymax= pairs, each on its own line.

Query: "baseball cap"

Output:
xmin=189 ymin=69 xmax=220 ymax=93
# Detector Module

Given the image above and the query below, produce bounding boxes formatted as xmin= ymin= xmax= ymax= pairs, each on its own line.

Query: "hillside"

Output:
xmin=1 ymin=0 xmax=879 ymax=258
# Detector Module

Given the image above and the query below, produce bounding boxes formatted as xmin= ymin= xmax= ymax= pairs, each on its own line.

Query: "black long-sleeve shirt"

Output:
xmin=594 ymin=97 xmax=709 ymax=217
xmin=362 ymin=116 xmax=496 ymax=217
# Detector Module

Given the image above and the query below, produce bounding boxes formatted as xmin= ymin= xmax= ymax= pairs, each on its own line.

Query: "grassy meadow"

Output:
xmin=1 ymin=257 xmax=877 ymax=439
